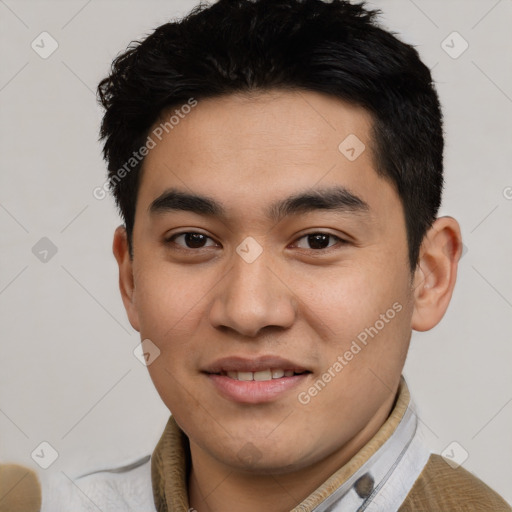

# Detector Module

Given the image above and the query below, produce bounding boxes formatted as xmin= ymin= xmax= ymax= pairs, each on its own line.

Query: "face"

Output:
xmin=118 ymin=90 xmax=417 ymax=473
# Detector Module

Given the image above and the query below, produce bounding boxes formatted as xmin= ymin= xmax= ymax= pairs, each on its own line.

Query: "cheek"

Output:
xmin=135 ymin=266 xmax=203 ymax=406
xmin=132 ymin=261 xmax=221 ymax=405
xmin=134 ymin=261 xmax=206 ymax=339
xmin=292 ymin=263 xmax=405 ymax=337
xmin=294 ymin=262 xmax=412 ymax=389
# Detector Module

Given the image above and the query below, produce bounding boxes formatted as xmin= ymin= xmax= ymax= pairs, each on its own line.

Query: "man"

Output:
xmin=3 ymin=0 xmax=509 ymax=510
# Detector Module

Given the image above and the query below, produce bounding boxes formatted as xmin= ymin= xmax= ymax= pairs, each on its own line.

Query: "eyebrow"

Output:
xmin=148 ymin=185 xmax=370 ymax=223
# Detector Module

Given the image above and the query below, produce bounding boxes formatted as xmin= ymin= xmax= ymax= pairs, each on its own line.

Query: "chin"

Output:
xmin=209 ymin=438 xmax=312 ymax=474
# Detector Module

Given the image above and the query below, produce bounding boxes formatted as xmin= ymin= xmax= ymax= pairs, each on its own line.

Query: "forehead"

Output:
xmin=136 ymin=90 xmax=400 ymax=224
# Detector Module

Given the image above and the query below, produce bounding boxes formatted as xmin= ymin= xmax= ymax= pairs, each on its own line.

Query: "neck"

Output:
xmin=188 ymin=393 xmax=396 ymax=512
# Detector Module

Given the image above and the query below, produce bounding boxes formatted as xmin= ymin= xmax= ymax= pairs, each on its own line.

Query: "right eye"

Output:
xmin=164 ymin=231 xmax=219 ymax=250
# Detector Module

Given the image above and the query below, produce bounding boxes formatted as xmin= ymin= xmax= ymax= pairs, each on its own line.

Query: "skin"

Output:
xmin=113 ymin=90 xmax=462 ymax=511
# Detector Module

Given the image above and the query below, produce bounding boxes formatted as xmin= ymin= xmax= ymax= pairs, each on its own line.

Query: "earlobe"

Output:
xmin=112 ymin=225 xmax=140 ymax=332
xmin=411 ymin=217 xmax=462 ymax=332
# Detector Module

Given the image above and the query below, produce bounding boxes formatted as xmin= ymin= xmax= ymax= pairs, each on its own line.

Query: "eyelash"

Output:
xmin=164 ymin=231 xmax=348 ymax=253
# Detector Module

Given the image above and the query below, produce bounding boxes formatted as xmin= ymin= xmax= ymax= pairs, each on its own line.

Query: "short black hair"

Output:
xmin=97 ymin=0 xmax=444 ymax=271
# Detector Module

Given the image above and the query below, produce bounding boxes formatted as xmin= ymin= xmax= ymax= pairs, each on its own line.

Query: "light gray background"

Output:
xmin=1 ymin=0 xmax=511 ymax=504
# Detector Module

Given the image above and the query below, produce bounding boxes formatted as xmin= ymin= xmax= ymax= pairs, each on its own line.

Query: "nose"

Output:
xmin=208 ymin=245 xmax=298 ymax=338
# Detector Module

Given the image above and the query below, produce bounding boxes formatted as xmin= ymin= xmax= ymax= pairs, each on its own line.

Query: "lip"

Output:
xmin=206 ymin=373 xmax=309 ymax=403
xmin=203 ymin=355 xmax=311 ymax=404
xmin=203 ymin=355 xmax=309 ymax=374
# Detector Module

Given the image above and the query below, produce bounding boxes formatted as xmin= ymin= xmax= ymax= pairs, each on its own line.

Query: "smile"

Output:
xmin=219 ymin=369 xmax=309 ymax=381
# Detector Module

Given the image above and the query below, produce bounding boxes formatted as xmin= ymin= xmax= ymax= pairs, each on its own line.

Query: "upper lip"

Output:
xmin=203 ymin=355 xmax=310 ymax=374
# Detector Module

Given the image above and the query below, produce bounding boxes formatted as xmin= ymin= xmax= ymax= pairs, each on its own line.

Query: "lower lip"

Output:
xmin=206 ymin=373 xmax=309 ymax=404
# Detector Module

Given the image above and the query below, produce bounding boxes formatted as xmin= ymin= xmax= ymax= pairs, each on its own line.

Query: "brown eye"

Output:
xmin=294 ymin=232 xmax=345 ymax=250
xmin=166 ymin=232 xmax=217 ymax=249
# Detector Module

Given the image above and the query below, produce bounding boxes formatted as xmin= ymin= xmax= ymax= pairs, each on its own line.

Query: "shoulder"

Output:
xmin=399 ymin=453 xmax=511 ymax=511
xmin=39 ymin=454 xmax=156 ymax=512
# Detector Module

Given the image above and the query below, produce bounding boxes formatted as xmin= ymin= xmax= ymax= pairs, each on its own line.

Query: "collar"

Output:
xmin=151 ymin=376 xmax=430 ymax=512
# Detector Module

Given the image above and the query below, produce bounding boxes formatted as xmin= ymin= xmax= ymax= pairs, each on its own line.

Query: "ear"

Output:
xmin=411 ymin=216 xmax=463 ymax=332
xmin=112 ymin=225 xmax=140 ymax=332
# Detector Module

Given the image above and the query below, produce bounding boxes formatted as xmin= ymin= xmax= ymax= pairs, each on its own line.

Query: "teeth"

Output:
xmin=224 ymin=369 xmax=304 ymax=381
xmin=254 ymin=369 xmax=272 ymax=381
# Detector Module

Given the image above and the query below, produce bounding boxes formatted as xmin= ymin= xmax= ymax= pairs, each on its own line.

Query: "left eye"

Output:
xmin=293 ymin=232 xmax=344 ymax=250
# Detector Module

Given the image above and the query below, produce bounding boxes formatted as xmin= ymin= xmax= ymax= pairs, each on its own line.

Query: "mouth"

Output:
xmin=203 ymin=356 xmax=312 ymax=403
xmin=209 ymin=369 xmax=310 ymax=381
